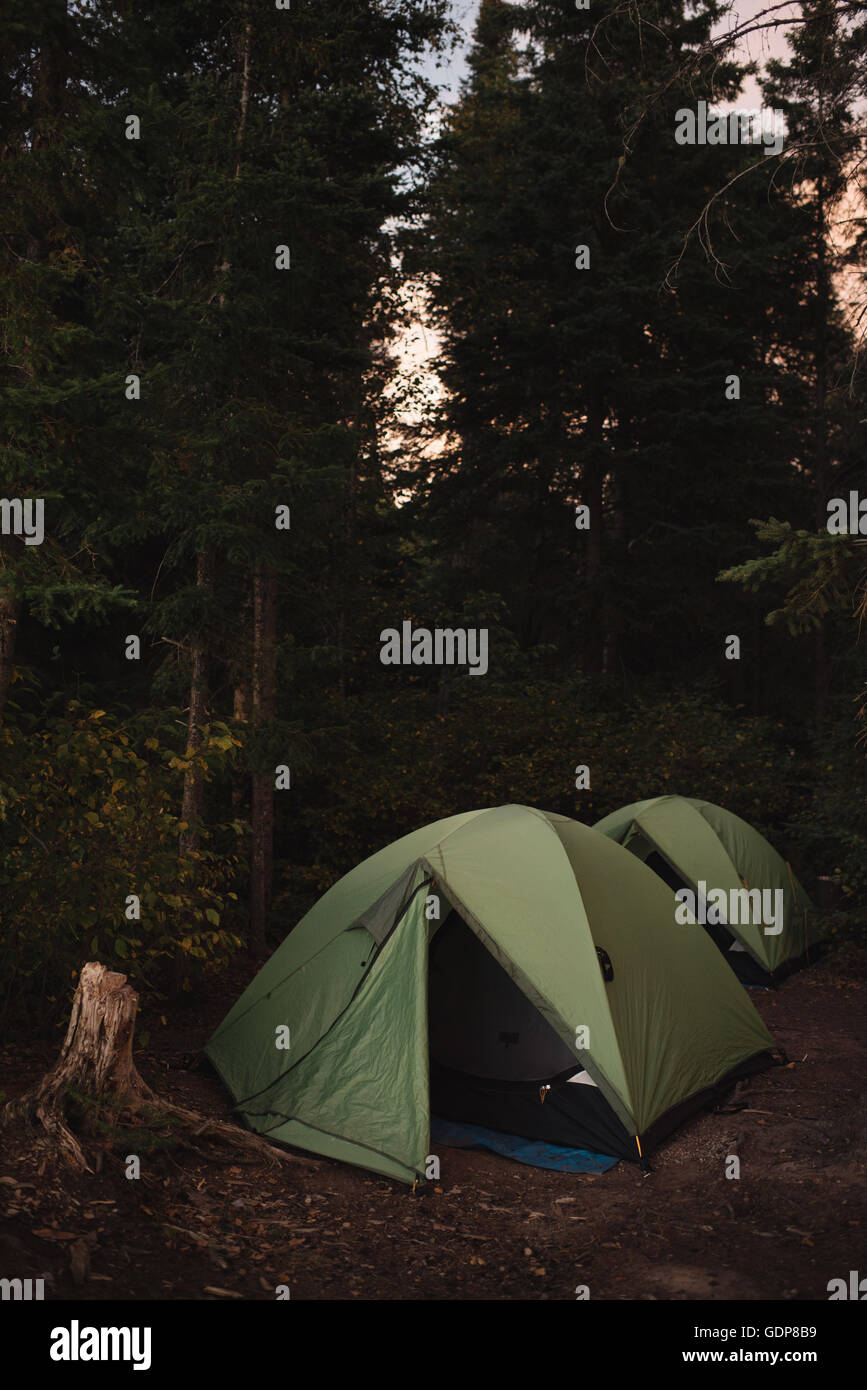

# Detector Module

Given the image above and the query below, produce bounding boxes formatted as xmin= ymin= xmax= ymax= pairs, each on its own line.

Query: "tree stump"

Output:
xmin=2 ymin=961 xmax=316 ymax=1172
xmin=3 ymin=963 xmax=153 ymax=1169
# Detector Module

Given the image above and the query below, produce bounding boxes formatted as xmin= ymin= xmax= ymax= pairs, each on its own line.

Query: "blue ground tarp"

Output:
xmin=430 ymin=1115 xmax=619 ymax=1174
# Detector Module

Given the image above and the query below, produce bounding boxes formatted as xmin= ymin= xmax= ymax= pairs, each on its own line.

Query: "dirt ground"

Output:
xmin=1 ymin=947 xmax=865 ymax=1302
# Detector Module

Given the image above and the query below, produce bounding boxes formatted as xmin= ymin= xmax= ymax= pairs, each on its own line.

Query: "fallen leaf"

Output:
xmin=162 ymin=1223 xmax=208 ymax=1246
xmin=69 ymin=1239 xmax=90 ymax=1286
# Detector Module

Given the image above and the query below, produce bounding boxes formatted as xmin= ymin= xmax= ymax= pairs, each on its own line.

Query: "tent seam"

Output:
xmin=228 ymin=868 xmax=432 ymax=1110
xmin=651 ymin=803 xmax=772 ymax=971
xmin=518 ymin=805 xmax=639 ymax=1123
xmin=208 ymin=859 xmax=424 ymax=1043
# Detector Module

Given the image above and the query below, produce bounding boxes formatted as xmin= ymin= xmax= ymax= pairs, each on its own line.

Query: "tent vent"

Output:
xmin=596 ymin=947 xmax=614 ymax=983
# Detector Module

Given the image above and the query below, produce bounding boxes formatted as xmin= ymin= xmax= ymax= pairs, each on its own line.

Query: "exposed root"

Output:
xmin=2 ymin=961 xmax=318 ymax=1172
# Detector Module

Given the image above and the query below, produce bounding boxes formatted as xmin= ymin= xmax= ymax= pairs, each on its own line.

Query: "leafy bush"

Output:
xmin=273 ymin=678 xmax=818 ymax=920
xmin=0 ymin=701 xmax=244 ymax=1036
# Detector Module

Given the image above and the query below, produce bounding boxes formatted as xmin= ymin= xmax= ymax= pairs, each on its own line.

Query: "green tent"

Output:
xmin=206 ymin=805 xmax=777 ymax=1185
xmin=594 ymin=796 xmax=823 ymax=985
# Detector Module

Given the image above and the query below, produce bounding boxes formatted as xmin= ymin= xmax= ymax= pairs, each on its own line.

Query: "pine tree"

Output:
xmin=0 ymin=0 xmax=153 ymax=719
xmin=1 ymin=1 xmax=450 ymax=962
xmin=762 ymin=0 xmax=865 ymax=715
xmin=410 ymin=0 xmax=835 ymax=703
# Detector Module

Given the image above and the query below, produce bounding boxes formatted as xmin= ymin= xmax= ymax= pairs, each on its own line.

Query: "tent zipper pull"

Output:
xmin=539 ymin=1084 xmax=550 ymax=1104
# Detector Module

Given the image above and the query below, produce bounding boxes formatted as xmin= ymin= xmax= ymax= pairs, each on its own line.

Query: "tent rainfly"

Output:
xmin=594 ymin=796 xmax=824 ymax=985
xmin=206 ymin=805 xmax=778 ymax=1185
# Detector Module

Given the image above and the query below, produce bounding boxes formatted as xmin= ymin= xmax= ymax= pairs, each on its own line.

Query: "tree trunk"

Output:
xmin=582 ymin=382 xmax=606 ymax=671
xmin=815 ymin=618 xmax=828 ymax=721
xmin=813 ymin=171 xmax=830 ymax=722
xmin=601 ymin=486 xmax=624 ymax=675
xmin=231 ymin=677 xmax=251 ymax=810
xmin=234 ymin=20 xmax=252 ymax=179
xmin=249 ymin=561 xmax=277 ymax=959
xmin=179 ymin=550 xmax=215 ymax=858
xmin=0 ymin=573 xmax=20 ymax=722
